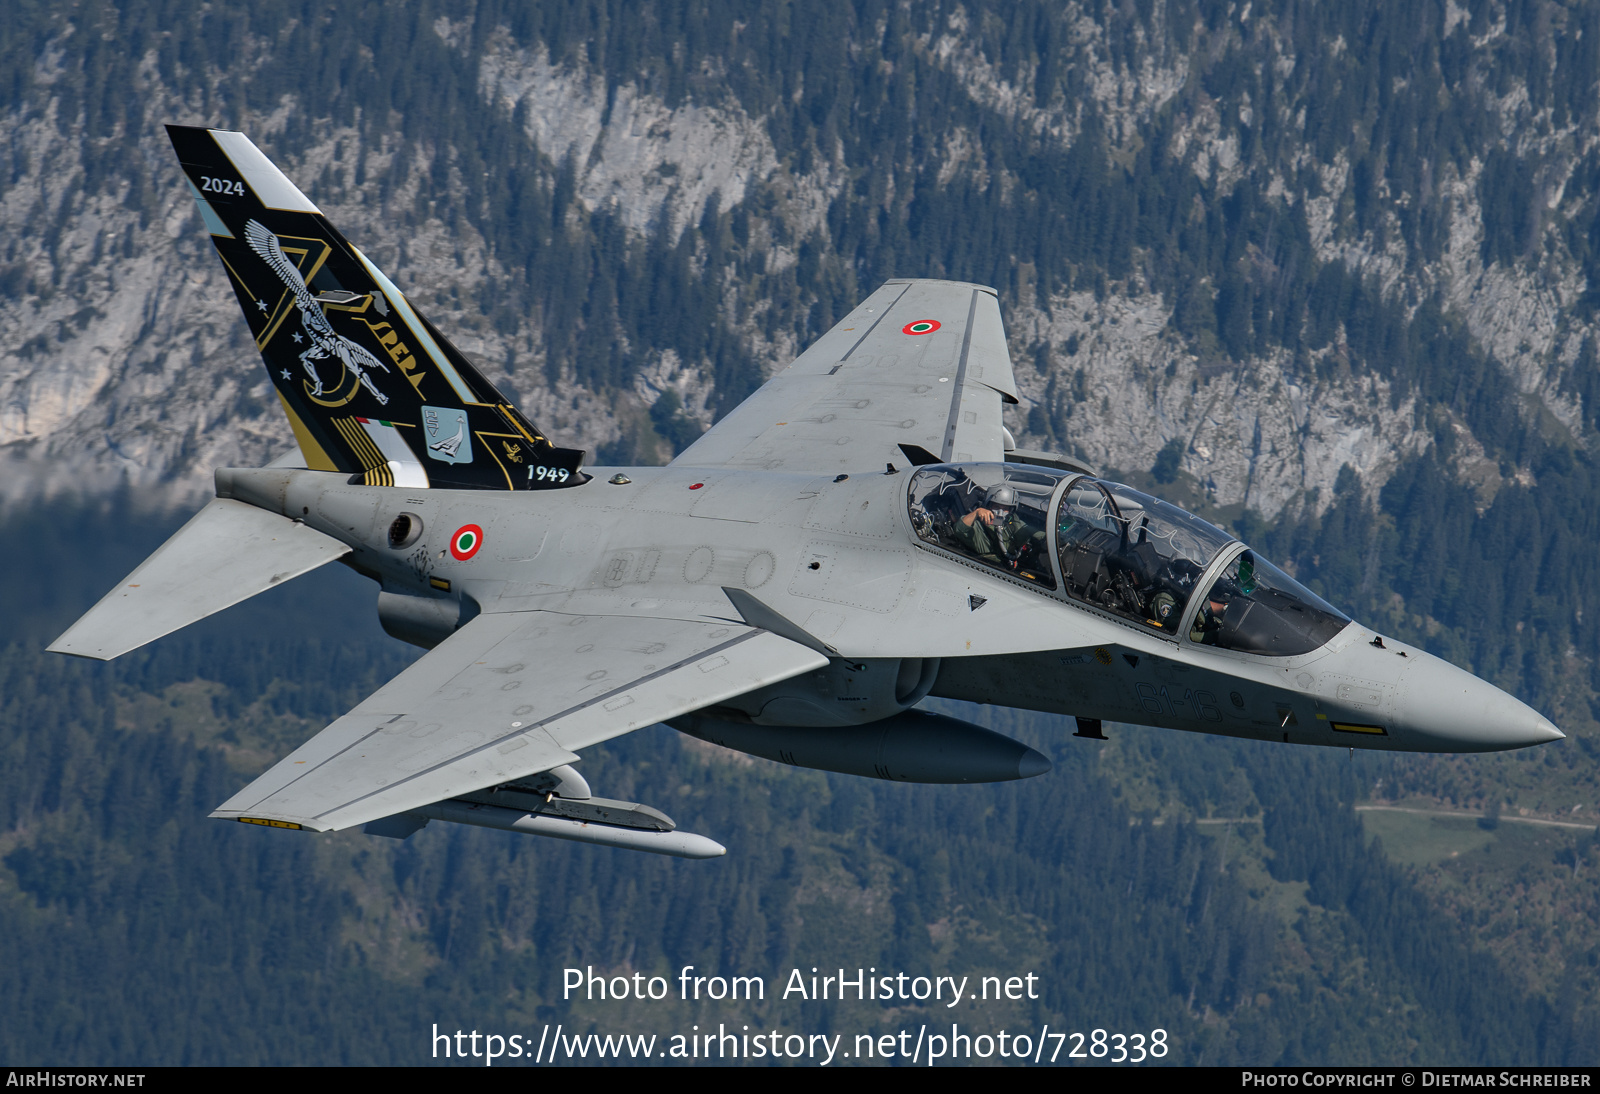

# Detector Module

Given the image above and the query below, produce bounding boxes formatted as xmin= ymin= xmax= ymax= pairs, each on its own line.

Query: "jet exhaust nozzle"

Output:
xmin=671 ymin=708 xmax=1051 ymax=783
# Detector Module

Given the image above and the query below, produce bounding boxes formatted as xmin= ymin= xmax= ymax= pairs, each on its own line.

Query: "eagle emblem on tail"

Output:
xmin=244 ymin=219 xmax=390 ymax=405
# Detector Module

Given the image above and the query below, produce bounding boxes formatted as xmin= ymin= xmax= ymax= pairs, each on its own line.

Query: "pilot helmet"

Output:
xmin=985 ymin=483 xmax=1017 ymax=514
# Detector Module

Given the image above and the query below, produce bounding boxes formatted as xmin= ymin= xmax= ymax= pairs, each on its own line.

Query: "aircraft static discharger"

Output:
xmin=49 ymin=127 xmax=1565 ymax=859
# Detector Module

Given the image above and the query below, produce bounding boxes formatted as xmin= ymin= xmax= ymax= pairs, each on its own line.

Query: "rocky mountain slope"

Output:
xmin=2 ymin=2 xmax=1594 ymax=521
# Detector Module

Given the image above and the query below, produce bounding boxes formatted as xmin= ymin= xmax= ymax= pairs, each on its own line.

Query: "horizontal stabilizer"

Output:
xmin=48 ymin=498 xmax=350 ymax=660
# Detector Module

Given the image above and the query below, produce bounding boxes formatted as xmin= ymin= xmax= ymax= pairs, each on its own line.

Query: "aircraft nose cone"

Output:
xmin=1397 ymin=652 xmax=1564 ymax=752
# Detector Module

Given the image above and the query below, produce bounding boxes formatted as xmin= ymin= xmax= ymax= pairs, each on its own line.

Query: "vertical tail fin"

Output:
xmin=165 ymin=124 xmax=586 ymax=490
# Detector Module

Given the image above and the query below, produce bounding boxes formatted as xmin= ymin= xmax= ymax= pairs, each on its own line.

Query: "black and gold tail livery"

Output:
xmin=166 ymin=125 xmax=586 ymax=490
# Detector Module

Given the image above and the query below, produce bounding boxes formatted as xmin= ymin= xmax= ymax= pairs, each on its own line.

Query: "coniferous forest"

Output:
xmin=4 ymin=0 xmax=1600 ymax=1066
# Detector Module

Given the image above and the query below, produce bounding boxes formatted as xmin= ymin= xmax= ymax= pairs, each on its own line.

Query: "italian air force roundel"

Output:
xmin=449 ymin=524 xmax=484 ymax=561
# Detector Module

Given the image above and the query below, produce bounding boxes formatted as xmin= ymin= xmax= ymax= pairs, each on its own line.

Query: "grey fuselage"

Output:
xmin=216 ymin=462 xmax=1560 ymax=755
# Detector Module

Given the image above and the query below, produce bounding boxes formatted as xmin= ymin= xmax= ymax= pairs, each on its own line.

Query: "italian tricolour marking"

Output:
xmin=450 ymin=524 xmax=484 ymax=561
xmin=902 ymin=319 xmax=941 ymax=335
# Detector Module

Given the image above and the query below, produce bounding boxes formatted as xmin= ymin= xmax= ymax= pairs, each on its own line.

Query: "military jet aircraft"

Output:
xmin=49 ymin=127 xmax=1564 ymax=859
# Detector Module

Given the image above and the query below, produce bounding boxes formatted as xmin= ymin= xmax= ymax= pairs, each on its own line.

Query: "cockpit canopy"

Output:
xmin=907 ymin=463 xmax=1350 ymax=656
xmin=907 ymin=463 xmax=1062 ymax=589
xmin=1055 ymin=476 xmax=1234 ymax=634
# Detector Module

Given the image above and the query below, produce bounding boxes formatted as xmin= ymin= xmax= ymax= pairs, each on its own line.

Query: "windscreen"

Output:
xmin=1190 ymin=550 xmax=1350 ymax=656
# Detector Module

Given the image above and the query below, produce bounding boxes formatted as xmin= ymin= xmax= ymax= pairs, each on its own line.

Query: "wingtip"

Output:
xmin=44 ymin=637 xmax=114 ymax=661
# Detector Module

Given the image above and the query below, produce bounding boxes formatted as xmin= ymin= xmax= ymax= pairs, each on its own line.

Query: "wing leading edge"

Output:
xmin=672 ymin=279 xmax=1019 ymax=475
xmin=213 ymin=611 xmax=828 ymax=831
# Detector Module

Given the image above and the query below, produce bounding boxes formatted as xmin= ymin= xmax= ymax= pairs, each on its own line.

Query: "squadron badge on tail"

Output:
xmin=243 ymin=219 xmax=391 ymax=405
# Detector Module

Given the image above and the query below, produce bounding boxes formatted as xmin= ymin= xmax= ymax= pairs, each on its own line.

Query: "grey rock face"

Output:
xmin=1 ymin=8 xmax=1592 ymax=521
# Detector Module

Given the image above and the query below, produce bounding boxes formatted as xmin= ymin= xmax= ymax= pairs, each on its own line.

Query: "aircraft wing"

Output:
xmin=212 ymin=611 xmax=828 ymax=831
xmin=672 ymin=279 xmax=1019 ymax=474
